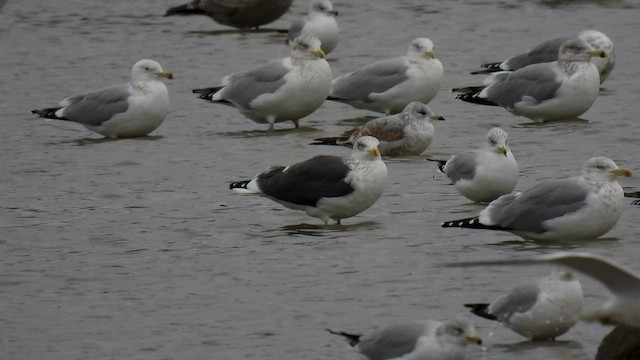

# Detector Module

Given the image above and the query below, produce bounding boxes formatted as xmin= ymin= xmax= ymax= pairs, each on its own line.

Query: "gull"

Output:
xmin=31 ymin=59 xmax=172 ymax=139
xmin=472 ymin=30 xmax=616 ymax=84
xmin=286 ymin=0 xmax=339 ymax=54
xmin=310 ymin=102 xmax=445 ymax=156
xmin=327 ymin=317 xmax=482 ymax=360
xmin=430 ymin=127 xmax=518 ymax=203
xmin=229 ymin=136 xmax=387 ymax=224
xmin=442 ymin=156 xmax=632 ymax=241
xmin=165 ymin=0 xmax=294 ymax=30
xmin=464 ymin=271 xmax=583 ymax=340
xmin=454 ymin=38 xmax=606 ymax=122
xmin=193 ymin=36 xmax=332 ymax=131
xmin=446 ymin=252 xmax=640 ymax=327
xmin=328 ymin=37 xmax=443 ymax=114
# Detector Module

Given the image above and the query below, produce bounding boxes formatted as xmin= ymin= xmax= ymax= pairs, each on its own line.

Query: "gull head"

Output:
xmin=484 ymin=127 xmax=510 ymax=157
xmin=558 ymin=38 xmax=604 ymax=62
xmin=291 ymin=35 xmax=325 ymax=59
xmin=311 ymin=0 xmax=338 ymax=16
xmin=437 ymin=318 xmax=483 ymax=346
xmin=404 ymin=102 xmax=445 ymax=122
xmin=132 ymin=59 xmax=173 ymax=81
xmin=581 ymin=156 xmax=632 ymax=182
xmin=353 ymin=136 xmax=381 ymax=160
xmin=408 ymin=37 xmax=437 ymax=60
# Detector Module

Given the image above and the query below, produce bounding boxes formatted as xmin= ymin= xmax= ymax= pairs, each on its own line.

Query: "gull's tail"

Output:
xmin=165 ymin=3 xmax=207 ymax=17
xmin=31 ymin=107 xmax=68 ymax=121
xmin=464 ymin=303 xmax=498 ymax=321
xmin=326 ymin=329 xmax=361 ymax=348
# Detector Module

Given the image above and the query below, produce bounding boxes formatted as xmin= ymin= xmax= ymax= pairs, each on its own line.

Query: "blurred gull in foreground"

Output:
xmin=454 ymin=38 xmax=606 ymax=122
xmin=229 ymin=136 xmax=387 ymax=225
xmin=165 ymin=0 xmax=294 ymax=30
xmin=429 ymin=127 xmax=518 ymax=203
xmin=446 ymin=252 xmax=640 ymax=327
xmin=287 ymin=0 xmax=339 ymax=54
xmin=311 ymin=102 xmax=444 ymax=156
xmin=442 ymin=156 xmax=632 ymax=241
xmin=472 ymin=29 xmax=616 ymax=84
xmin=464 ymin=271 xmax=583 ymax=340
xmin=329 ymin=37 xmax=443 ymax=115
xmin=193 ymin=36 xmax=331 ymax=131
xmin=327 ymin=317 xmax=482 ymax=360
xmin=32 ymin=59 xmax=172 ymax=138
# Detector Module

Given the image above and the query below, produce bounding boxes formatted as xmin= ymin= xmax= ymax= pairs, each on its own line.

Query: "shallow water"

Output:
xmin=1 ymin=0 xmax=640 ymax=359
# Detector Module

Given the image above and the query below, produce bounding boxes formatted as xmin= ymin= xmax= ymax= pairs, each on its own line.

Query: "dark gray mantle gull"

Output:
xmin=165 ymin=0 xmax=294 ymax=30
xmin=454 ymin=38 xmax=606 ymax=122
xmin=311 ymin=102 xmax=445 ymax=156
xmin=327 ymin=317 xmax=482 ymax=360
xmin=229 ymin=136 xmax=387 ymax=224
xmin=32 ymin=59 xmax=173 ymax=139
xmin=442 ymin=156 xmax=632 ymax=241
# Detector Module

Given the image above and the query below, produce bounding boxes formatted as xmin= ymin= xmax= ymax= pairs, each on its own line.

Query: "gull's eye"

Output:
xmin=451 ymin=327 xmax=463 ymax=336
xmin=357 ymin=142 xmax=366 ymax=150
xmin=489 ymin=139 xmax=496 ymax=145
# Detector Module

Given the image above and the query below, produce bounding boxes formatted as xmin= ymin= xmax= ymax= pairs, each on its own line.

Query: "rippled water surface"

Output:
xmin=1 ymin=0 xmax=640 ymax=359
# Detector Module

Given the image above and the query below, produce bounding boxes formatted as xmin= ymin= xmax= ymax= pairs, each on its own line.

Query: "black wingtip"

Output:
xmin=165 ymin=4 xmax=207 ymax=17
xmin=442 ymin=217 xmax=508 ymax=231
xmin=454 ymin=93 xmax=499 ymax=106
xmin=31 ymin=107 xmax=65 ymax=120
xmin=193 ymin=86 xmax=225 ymax=101
xmin=326 ymin=329 xmax=361 ymax=347
xmin=470 ymin=69 xmax=496 ymax=75
xmin=464 ymin=303 xmax=498 ymax=321
xmin=425 ymin=158 xmax=447 ymax=173
xmin=309 ymin=137 xmax=342 ymax=146
xmin=229 ymin=180 xmax=250 ymax=190
xmin=480 ymin=62 xmax=503 ymax=70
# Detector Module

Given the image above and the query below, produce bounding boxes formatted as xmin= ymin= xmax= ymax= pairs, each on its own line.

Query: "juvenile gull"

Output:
xmin=328 ymin=37 xmax=443 ymax=114
xmin=472 ymin=30 xmax=616 ymax=84
xmin=430 ymin=127 xmax=518 ymax=203
xmin=286 ymin=0 xmax=339 ymax=54
xmin=454 ymin=38 xmax=606 ymax=122
xmin=447 ymin=252 xmax=640 ymax=327
xmin=442 ymin=156 xmax=632 ymax=241
xmin=310 ymin=102 xmax=444 ymax=156
xmin=193 ymin=36 xmax=331 ymax=131
xmin=32 ymin=59 xmax=172 ymax=138
xmin=464 ymin=271 xmax=583 ymax=340
xmin=229 ymin=136 xmax=387 ymax=224
xmin=165 ymin=0 xmax=294 ymax=29
xmin=327 ymin=317 xmax=482 ymax=360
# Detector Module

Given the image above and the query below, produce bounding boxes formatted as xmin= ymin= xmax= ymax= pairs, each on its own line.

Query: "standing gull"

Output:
xmin=310 ymin=102 xmax=445 ymax=156
xmin=430 ymin=127 xmax=518 ymax=203
xmin=464 ymin=271 xmax=583 ymax=340
xmin=446 ymin=252 xmax=640 ymax=327
xmin=472 ymin=30 xmax=616 ymax=84
xmin=286 ymin=0 xmax=339 ymax=55
xmin=229 ymin=136 xmax=387 ymax=224
xmin=193 ymin=36 xmax=331 ymax=131
xmin=442 ymin=156 xmax=632 ymax=241
xmin=454 ymin=38 xmax=606 ymax=122
xmin=32 ymin=59 xmax=173 ymax=139
xmin=165 ymin=0 xmax=294 ymax=30
xmin=327 ymin=318 xmax=482 ymax=360
xmin=328 ymin=37 xmax=443 ymax=114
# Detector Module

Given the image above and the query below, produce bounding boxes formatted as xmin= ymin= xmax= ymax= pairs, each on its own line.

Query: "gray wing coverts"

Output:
xmin=486 ymin=63 xmax=561 ymax=108
xmin=490 ymin=283 xmax=541 ymax=321
xmin=222 ymin=60 xmax=289 ymax=108
xmin=62 ymin=84 xmax=131 ymax=126
xmin=331 ymin=58 xmax=409 ymax=102
xmin=504 ymin=36 xmax=569 ymax=70
xmin=358 ymin=322 xmax=427 ymax=360
xmin=445 ymin=152 xmax=478 ymax=183
xmin=486 ymin=178 xmax=589 ymax=233
xmin=256 ymin=155 xmax=355 ymax=207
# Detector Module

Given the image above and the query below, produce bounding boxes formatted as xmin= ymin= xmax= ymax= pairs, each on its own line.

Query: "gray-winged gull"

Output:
xmin=430 ymin=127 xmax=518 ymax=203
xmin=447 ymin=252 xmax=640 ymax=327
xmin=311 ymin=102 xmax=444 ymax=156
xmin=229 ymin=136 xmax=387 ymax=224
xmin=454 ymin=38 xmax=606 ymax=122
xmin=464 ymin=270 xmax=583 ymax=340
xmin=193 ymin=36 xmax=332 ymax=131
xmin=472 ymin=30 xmax=616 ymax=84
xmin=442 ymin=156 xmax=632 ymax=241
xmin=287 ymin=0 xmax=339 ymax=54
xmin=328 ymin=37 xmax=443 ymax=115
xmin=327 ymin=317 xmax=482 ymax=360
xmin=32 ymin=59 xmax=172 ymax=138
xmin=165 ymin=0 xmax=294 ymax=29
